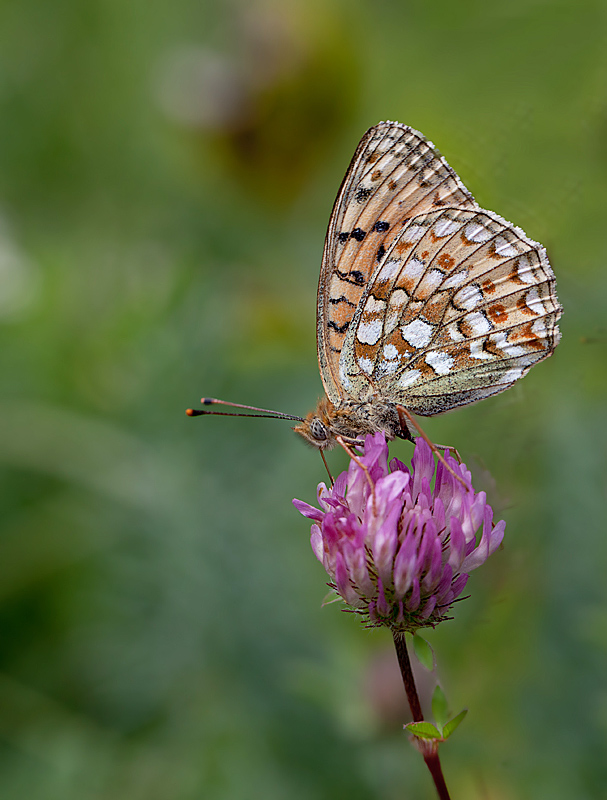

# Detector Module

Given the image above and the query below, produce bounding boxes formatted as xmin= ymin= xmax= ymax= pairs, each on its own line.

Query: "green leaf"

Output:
xmin=320 ymin=590 xmax=342 ymax=606
xmin=405 ymin=721 xmax=442 ymax=740
xmin=431 ymin=685 xmax=449 ymax=731
xmin=443 ymin=709 xmax=468 ymax=739
xmin=412 ymin=634 xmax=434 ymax=671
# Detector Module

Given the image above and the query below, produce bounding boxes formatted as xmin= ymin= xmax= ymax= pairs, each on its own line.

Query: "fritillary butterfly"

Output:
xmin=189 ymin=121 xmax=561 ymax=453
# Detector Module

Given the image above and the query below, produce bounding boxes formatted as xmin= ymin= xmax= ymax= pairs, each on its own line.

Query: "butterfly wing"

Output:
xmin=338 ymin=206 xmax=561 ymax=414
xmin=317 ymin=121 xmax=477 ymax=403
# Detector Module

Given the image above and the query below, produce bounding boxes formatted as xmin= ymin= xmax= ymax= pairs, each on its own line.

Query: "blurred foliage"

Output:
xmin=0 ymin=0 xmax=606 ymax=798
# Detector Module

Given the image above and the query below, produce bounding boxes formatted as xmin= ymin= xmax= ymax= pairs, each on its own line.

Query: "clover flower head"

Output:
xmin=294 ymin=433 xmax=505 ymax=633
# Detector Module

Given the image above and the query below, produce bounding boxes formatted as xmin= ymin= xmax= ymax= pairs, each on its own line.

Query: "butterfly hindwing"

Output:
xmin=337 ymin=206 xmax=560 ymax=413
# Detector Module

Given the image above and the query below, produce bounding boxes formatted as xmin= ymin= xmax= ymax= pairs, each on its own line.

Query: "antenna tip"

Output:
xmin=186 ymin=408 xmax=205 ymax=417
xmin=201 ymin=397 xmax=215 ymax=405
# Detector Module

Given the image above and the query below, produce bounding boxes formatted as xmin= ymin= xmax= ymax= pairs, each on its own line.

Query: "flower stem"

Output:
xmin=392 ymin=632 xmax=452 ymax=800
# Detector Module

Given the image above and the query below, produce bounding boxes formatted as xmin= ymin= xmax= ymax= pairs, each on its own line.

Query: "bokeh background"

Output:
xmin=0 ymin=1 xmax=606 ymax=798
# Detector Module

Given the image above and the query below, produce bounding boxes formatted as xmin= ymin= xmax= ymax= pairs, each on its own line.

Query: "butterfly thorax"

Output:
xmin=294 ymin=395 xmax=413 ymax=450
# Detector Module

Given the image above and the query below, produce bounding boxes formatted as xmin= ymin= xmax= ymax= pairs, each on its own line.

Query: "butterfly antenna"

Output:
xmin=186 ymin=397 xmax=304 ymax=422
xmin=396 ymin=406 xmax=469 ymax=490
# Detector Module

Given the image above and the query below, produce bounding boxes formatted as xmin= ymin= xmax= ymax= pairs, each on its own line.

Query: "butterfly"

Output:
xmin=189 ymin=121 xmax=561 ymax=454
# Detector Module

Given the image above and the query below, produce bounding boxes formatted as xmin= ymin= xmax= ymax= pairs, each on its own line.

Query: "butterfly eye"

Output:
xmin=310 ymin=418 xmax=328 ymax=441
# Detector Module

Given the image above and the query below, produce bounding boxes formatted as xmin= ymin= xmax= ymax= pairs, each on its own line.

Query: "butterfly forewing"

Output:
xmin=317 ymin=122 xmax=477 ymax=403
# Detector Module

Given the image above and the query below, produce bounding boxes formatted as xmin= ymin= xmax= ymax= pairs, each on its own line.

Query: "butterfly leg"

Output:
xmin=319 ymin=449 xmax=335 ymax=486
xmin=335 ymin=435 xmax=375 ymax=490
xmin=432 ymin=443 xmax=463 ymax=464
xmin=396 ymin=406 xmax=468 ymax=489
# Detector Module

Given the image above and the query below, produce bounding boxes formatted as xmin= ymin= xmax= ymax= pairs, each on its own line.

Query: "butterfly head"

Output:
xmin=294 ymin=397 xmax=341 ymax=450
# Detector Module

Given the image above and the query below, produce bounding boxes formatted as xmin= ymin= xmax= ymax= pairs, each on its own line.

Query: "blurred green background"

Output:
xmin=0 ymin=0 xmax=606 ymax=798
